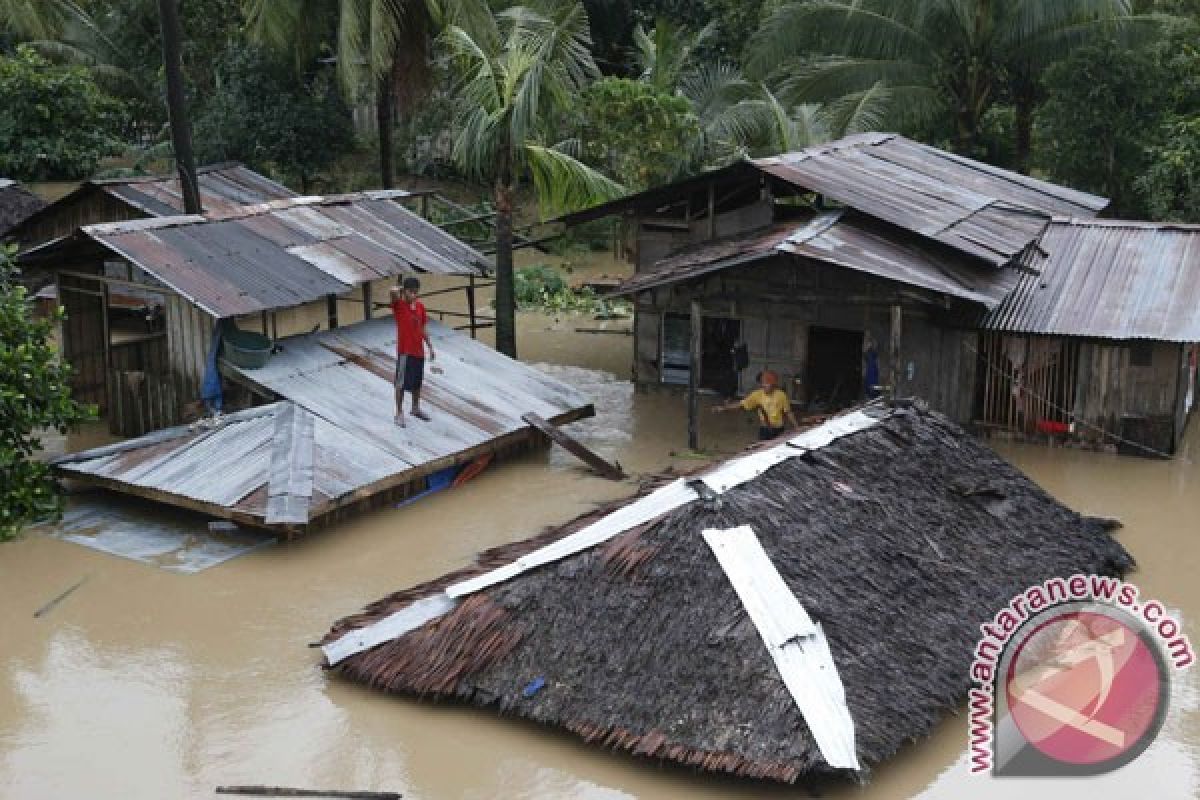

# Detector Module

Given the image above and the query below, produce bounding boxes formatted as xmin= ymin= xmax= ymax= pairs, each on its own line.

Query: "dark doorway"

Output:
xmin=806 ymin=326 xmax=863 ymax=410
xmin=660 ymin=313 xmax=742 ymax=394
xmin=702 ymin=316 xmax=742 ymax=396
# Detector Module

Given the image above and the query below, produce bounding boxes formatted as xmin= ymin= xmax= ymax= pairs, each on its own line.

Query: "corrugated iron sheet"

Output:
xmin=53 ymin=318 xmax=594 ymax=532
xmin=756 ymin=134 xmax=1103 ymax=265
xmin=556 ymin=134 xmax=1107 ymax=267
xmin=984 ymin=220 xmax=1200 ymax=341
xmin=97 ymin=163 xmax=298 ymax=216
xmin=83 ymin=194 xmax=490 ymax=318
xmin=611 ymin=212 xmax=1018 ymax=308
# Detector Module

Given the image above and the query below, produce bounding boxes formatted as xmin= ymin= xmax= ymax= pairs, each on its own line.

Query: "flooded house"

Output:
xmin=22 ymin=193 xmax=595 ymax=537
xmin=320 ymin=402 xmax=1133 ymax=782
xmin=0 ymin=178 xmax=46 ymax=238
xmin=560 ymin=133 xmax=1200 ymax=456
xmin=979 ymin=219 xmax=1200 ymax=457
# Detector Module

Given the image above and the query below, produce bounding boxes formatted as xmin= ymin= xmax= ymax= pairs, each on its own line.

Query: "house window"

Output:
xmin=1129 ymin=341 xmax=1154 ymax=368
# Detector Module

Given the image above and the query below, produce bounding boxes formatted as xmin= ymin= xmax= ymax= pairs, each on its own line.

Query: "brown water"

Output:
xmin=3 ymin=293 xmax=1199 ymax=798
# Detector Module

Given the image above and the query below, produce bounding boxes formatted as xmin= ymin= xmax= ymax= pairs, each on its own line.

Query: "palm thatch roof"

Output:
xmin=0 ymin=179 xmax=45 ymax=237
xmin=321 ymin=402 xmax=1133 ymax=783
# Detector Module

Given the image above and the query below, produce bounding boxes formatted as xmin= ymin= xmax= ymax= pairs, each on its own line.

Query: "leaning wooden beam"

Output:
xmin=521 ymin=412 xmax=625 ymax=480
xmin=264 ymin=404 xmax=315 ymax=526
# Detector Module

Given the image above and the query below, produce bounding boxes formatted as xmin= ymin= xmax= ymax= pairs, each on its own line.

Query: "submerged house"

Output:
xmin=561 ymin=133 xmax=1200 ymax=455
xmin=321 ymin=403 xmax=1133 ymax=781
xmin=980 ymin=219 xmax=1200 ymax=456
xmin=0 ymin=178 xmax=46 ymax=238
xmin=33 ymin=192 xmax=595 ymax=536
xmin=18 ymin=191 xmax=490 ymax=435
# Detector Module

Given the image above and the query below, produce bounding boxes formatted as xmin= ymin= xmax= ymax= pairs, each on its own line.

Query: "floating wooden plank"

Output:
xmin=521 ymin=412 xmax=625 ymax=480
xmin=215 ymin=786 xmax=401 ymax=799
xmin=265 ymin=404 xmax=316 ymax=525
xmin=702 ymin=525 xmax=859 ymax=771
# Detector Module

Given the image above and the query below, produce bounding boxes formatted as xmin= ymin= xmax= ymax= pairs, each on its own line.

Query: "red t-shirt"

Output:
xmin=392 ymin=298 xmax=428 ymax=357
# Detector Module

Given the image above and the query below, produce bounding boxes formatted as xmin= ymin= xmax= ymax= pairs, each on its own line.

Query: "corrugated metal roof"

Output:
xmin=0 ymin=180 xmax=46 ymax=235
xmin=80 ymin=194 xmax=490 ymax=317
xmin=984 ymin=220 xmax=1200 ymax=341
xmin=611 ymin=212 xmax=1018 ymax=308
xmin=756 ymin=133 xmax=1103 ymax=265
xmin=54 ymin=318 xmax=595 ymax=533
xmin=95 ymin=162 xmax=298 ymax=215
xmin=557 ymin=134 xmax=1107 ymax=267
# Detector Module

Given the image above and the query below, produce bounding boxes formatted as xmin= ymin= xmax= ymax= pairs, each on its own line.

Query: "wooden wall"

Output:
xmin=634 ymin=199 xmax=773 ymax=272
xmin=630 ymin=255 xmax=980 ymax=424
xmin=16 ymin=190 xmax=143 ymax=251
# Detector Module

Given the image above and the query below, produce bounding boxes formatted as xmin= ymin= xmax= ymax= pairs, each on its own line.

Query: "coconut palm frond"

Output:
xmin=525 ymin=142 xmax=625 ymax=216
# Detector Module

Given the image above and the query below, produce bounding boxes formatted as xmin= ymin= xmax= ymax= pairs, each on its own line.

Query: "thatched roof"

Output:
xmin=321 ymin=403 xmax=1133 ymax=783
xmin=0 ymin=179 xmax=45 ymax=236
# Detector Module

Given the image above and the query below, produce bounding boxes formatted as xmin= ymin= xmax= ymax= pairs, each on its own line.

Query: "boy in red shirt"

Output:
xmin=390 ymin=276 xmax=436 ymax=426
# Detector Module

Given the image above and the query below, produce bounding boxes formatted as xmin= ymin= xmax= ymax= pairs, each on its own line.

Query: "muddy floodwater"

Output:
xmin=3 ymin=290 xmax=1199 ymax=798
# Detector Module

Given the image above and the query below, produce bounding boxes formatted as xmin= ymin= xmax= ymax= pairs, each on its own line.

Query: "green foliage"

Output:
xmin=1138 ymin=114 xmax=1200 ymax=222
xmin=0 ymin=45 xmax=125 ymax=180
xmin=0 ymin=246 xmax=93 ymax=542
xmin=512 ymin=264 xmax=631 ymax=314
xmin=747 ymin=1 xmax=1156 ymax=158
xmin=580 ymin=77 xmax=700 ymax=189
xmin=1035 ymin=40 xmax=1167 ymax=215
xmin=194 ymin=45 xmax=357 ymax=191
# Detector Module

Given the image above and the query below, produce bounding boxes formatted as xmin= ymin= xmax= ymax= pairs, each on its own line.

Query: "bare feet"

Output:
xmin=412 ymin=409 xmax=431 ymax=421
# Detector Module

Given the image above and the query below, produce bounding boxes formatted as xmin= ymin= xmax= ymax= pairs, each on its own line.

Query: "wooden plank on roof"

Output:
xmin=702 ymin=525 xmax=859 ymax=771
xmin=265 ymin=403 xmax=316 ymax=525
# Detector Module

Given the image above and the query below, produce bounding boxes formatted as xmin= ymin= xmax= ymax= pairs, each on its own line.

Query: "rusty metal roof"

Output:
xmin=0 ymin=179 xmax=45 ymax=235
xmin=558 ymin=134 xmax=1107 ymax=267
xmin=984 ymin=219 xmax=1200 ymax=341
xmin=72 ymin=193 xmax=489 ymax=317
xmin=53 ymin=318 xmax=594 ymax=534
xmin=757 ymin=133 xmax=1105 ymax=265
xmin=94 ymin=162 xmax=298 ymax=216
xmin=612 ymin=211 xmax=1018 ymax=308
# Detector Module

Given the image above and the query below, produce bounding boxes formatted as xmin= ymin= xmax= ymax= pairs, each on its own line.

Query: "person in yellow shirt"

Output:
xmin=712 ymin=370 xmax=799 ymax=440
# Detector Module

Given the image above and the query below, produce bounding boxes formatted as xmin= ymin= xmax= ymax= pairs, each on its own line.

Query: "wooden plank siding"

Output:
xmin=629 ymin=254 xmax=980 ymax=423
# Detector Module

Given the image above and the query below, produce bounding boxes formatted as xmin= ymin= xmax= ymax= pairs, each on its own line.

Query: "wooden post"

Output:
xmin=890 ymin=303 xmax=902 ymax=399
xmin=362 ymin=283 xmax=372 ymax=322
xmin=260 ymin=310 xmax=269 ymax=335
xmin=706 ymin=182 xmax=716 ymax=240
xmin=688 ymin=300 xmax=702 ymax=451
xmin=466 ymin=275 xmax=477 ymax=339
xmin=326 ymin=294 xmax=338 ymax=330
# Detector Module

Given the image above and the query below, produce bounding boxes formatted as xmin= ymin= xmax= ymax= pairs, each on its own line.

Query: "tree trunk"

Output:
xmin=156 ymin=0 xmax=201 ymax=214
xmin=1014 ymin=97 xmax=1033 ymax=175
xmin=376 ymin=72 xmax=395 ymax=190
xmin=494 ymin=174 xmax=517 ymax=358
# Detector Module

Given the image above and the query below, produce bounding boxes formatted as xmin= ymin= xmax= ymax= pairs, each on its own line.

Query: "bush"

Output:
xmin=0 ymin=245 xmax=94 ymax=541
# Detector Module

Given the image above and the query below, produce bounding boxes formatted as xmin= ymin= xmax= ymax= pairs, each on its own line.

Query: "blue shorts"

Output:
xmin=395 ymin=354 xmax=425 ymax=392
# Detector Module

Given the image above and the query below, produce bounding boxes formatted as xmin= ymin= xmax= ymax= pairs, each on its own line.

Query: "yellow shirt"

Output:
xmin=741 ymin=388 xmax=792 ymax=428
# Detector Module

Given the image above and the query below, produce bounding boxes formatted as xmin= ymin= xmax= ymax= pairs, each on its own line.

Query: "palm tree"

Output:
xmin=442 ymin=0 xmax=624 ymax=357
xmin=747 ymin=0 xmax=1154 ymax=170
xmin=0 ymin=0 xmax=75 ymax=39
xmin=244 ymin=0 xmax=488 ymax=188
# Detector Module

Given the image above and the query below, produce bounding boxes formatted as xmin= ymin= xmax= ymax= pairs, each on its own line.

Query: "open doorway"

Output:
xmin=806 ymin=326 xmax=863 ymax=410
xmin=660 ymin=313 xmax=743 ymax=394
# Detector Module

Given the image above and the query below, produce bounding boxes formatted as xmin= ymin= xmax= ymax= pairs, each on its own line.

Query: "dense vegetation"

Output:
xmin=0 ymin=246 xmax=92 ymax=540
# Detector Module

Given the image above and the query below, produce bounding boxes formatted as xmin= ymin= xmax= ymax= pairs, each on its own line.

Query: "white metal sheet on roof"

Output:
xmin=703 ymin=525 xmax=859 ymax=771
